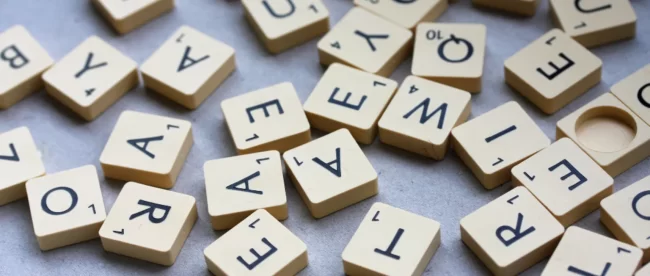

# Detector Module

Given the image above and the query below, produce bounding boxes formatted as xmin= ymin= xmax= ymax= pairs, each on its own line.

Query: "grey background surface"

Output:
xmin=1 ymin=0 xmax=649 ymax=275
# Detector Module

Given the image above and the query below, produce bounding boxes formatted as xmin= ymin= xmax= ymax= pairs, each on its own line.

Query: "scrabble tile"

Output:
xmin=204 ymin=150 xmax=287 ymax=230
xmin=505 ymin=29 xmax=602 ymax=114
xmin=542 ymin=226 xmax=642 ymax=276
xmin=25 ymin=165 xmax=106 ymax=251
xmin=0 ymin=26 xmax=53 ymax=109
xmin=242 ymin=0 xmax=329 ymax=54
xmin=378 ymin=75 xmax=471 ymax=160
xmin=342 ymin=202 xmax=441 ymax=276
xmin=303 ymin=63 xmax=398 ymax=144
xmin=638 ymin=262 xmax=650 ymax=276
xmin=43 ymin=36 xmax=138 ymax=121
xmin=317 ymin=8 xmax=413 ymax=77
xmin=451 ymin=101 xmax=550 ymax=189
xmin=412 ymin=23 xmax=487 ymax=93
xmin=0 ymin=127 xmax=45 ymax=206
xmin=612 ymin=64 xmax=650 ymax=126
xmin=556 ymin=93 xmax=650 ymax=177
xmin=460 ymin=186 xmax=564 ymax=276
xmin=99 ymin=182 xmax=197 ymax=266
xmin=354 ymin=0 xmax=448 ymax=30
xmin=141 ymin=26 xmax=235 ymax=109
xmin=221 ymin=82 xmax=310 ymax=154
xmin=472 ymin=0 xmax=539 ymax=16
xmin=92 ymin=0 xmax=174 ymax=35
xmin=204 ymin=209 xmax=308 ymax=275
xmin=512 ymin=138 xmax=613 ymax=227
xmin=100 ymin=111 xmax=193 ymax=189
xmin=283 ymin=129 xmax=378 ymax=218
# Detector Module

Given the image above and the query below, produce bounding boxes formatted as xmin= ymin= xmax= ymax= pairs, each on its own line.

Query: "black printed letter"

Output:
xmin=496 ymin=213 xmax=536 ymax=247
xmin=0 ymin=45 xmax=29 ymax=69
xmin=537 ymin=53 xmax=575 ymax=81
xmin=237 ymin=238 xmax=278 ymax=270
xmin=262 ymin=0 xmax=295 ymax=18
xmin=41 ymin=187 xmax=78 ymax=215
xmin=328 ymin=87 xmax=367 ymax=111
xmin=127 ymin=136 xmax=164 ymax=159
xmin=129 ymin=200 xmax=171 ymax=223
xmin=312 ymin=147 xmax=342 ymax=177
xmin=226 ymin=171 xmax=263 ymax=195
xmin=177 ymin=46 xmax=210 ymax=72
xmin=403 ymin=99 xmax=447 ymax=128
xmin=549 ymin=159 xmax=587 ymax=191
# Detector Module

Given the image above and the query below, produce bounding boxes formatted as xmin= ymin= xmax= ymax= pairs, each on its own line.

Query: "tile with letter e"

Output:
xmin=303 ymin=63 xmax=397 ymax=144
xmin=99 ymin=182 xmax=197 ymax=266
xmin=451 ymin=101 xmax=550 ymax=189
xmin=612 ymin=64 xmax=650 ymax=127
xmin=26 ymin=165 xmax=106 ymax=251
xmin=0 ymin=25 xmax=53 ymax=109
xmin=505 ymin=29 xmax=602 ymax=114
xmin=283 ymin=129 xmax=378 ymax=218
xmin=0 ymin=127 xmax=45 ymax=206
xmin=204 ymin=209 xmax=308 ymax=275
xmin=141 ymin=25 xmax=235 ymax=109
xmin=342 ymin=202 xmax=441 ymax=276
xmin=100 ymin=111 xmax=193 ymax=189
xmin=92 ymin=0 xmax=174 ymax=35
xmin=461 ymin=186 xmax=564 ymax=276
xmin=378 ymin=76 xmax=471 ymax=160
xmin=354 ymin=0 xmax=448 ymax=30
xmin=472 ymin=0 xmax=539 ymax=16
xmin=42 ymin=36 xmax=138 ymax=121
xmin=317 ymin=8 xmax=412 ymax=77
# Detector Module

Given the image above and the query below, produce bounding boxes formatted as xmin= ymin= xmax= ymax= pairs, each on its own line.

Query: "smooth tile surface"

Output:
xmin=0 ymin=127 xmax=45 ymax=206
xmin=93 ymin=0 xmax=174 ymax=34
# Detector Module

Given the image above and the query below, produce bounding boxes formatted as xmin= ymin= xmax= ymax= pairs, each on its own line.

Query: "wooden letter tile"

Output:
xmin=0 ymin=127 xmax=45 ymax=206
xmin=354 ymin=0 xmax=448 ymax=30
xmin=92 ymin=0 xmax=174 ymax=34
xmin=612 ymin=64 xmax=650 ymax=126
xmin=472 ymin=0 xmax=539 ymax=16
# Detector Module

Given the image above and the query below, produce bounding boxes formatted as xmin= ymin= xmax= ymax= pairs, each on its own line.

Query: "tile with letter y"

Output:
xmin=0 ymin=127 xmax=45 ymax=206
xmin=354 ymin=0 xmax=448 ymax=30
xmin=471 ymin=0 xmax=539 ymax=17
xmin=612 ymin=64 xmax=650 ymax=127
xmin=92 ymin=0 xmax=174 ymax=34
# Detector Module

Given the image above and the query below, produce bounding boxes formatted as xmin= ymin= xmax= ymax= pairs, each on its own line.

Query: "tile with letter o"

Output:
xmin=92 ymin=0 xmax=174 ymax=34
xmin=354 ymin=0 xmax=448 ymax=30
xmin=612 ymin=64 xmax=650 ymax=127
xmin=472 ymin=0 xmax=539 ymax=16
xmin=0 ymin=127 xmax=45 ymax=206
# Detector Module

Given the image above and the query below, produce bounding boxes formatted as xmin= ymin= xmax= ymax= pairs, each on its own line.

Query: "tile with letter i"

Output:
xmin=0 ymin=127 xmax=45 ymax=206
xmin=317 ymin=7 xmax=413 ymax=77
xmin=92 ymin=0 xmax=174 ymax=35
xmin=99 ymin=182 xmax=197 ymax=266
xmin=283 ymin=129 xmax=378 ymax=218
xmin=303 ymin=63 xmax=398 ymax=144
xmin=354 ymin=0 xmax=448 ymax=30
xmin=204 ymin=209 xmax=308 ymax=276
xmin=612 ymin=64 xmax=650 ymax=127
xmin=471 ymin=0 xmax=539 ymax=16
xmin=342 ymin=202 xmax=441 ymax=276
xmin=100 ymin=111 xmax=193 ymax=189
xmin=505 ymin=29 xmax=602 ymax=114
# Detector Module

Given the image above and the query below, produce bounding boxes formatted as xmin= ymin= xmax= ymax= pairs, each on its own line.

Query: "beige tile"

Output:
xmin=0 ymin=127 xmax=45 ymax=206
xmin=472 ymin=0 xmax=539 ymax=16
xmin=612 ymin=64 xmax=650 ymax=126
xmin=638 ymin=262 xmax=650 ymax=276
xmin=354 ymin=0 xmax=448 ymax=30
xmin=92 ymin=0 xmax=174 ymax=34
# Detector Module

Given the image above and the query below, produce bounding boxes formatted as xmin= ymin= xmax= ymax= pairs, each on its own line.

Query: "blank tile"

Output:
xmin=0 ymin=127 xmax=45 ymax=206
xmin=612 ymin=64 xmax=650 ymax=126
xmin=92 ymin=0 xmax=174 ymax=34
xmin=472 ymin=0 xmax=539 ymax=16
xmin=638 ymin=263 xmax=650 ymax=276
xmin=354 ymin=0 xmax=448 ymax=30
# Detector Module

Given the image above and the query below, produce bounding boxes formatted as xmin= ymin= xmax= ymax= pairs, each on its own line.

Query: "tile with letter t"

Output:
xmin=0 ymin=127 xmax=45 ymax=206
xmin=354 ymin=0 xmax=448 ymax=30
xmin=204 ymin=209 xmax=308 ymax=275
xmin=92 ymin=0 xmax=174 ymax=34
xmin=461 ymin=187 xmax=564 ymax=276
xmin=43 ymin=36 xmax=138 ymax=121
xmin=505 ymin=29 xmax=602 ymax=114
xmin=99 ymin=182 xmax=197 ymax=266
xmin=342 ymin=202 xmax=441 ymax=276
xmin=100 ymin=111 xmax=193 ymax=189
xmin=317 ymin=8 xmax=412 ymax=77
xmin=612 ymin=64 xmax=650 ymax=127
xmin=303 ymin=63 xmax=398 ymax=144
xmin=283 ymin=129 xmax=378 ymax=218
xmin=471 ymin=0 xmax=539 ymax=16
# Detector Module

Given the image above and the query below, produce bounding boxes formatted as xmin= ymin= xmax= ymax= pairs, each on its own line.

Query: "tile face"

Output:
xmin=342 ymin=202 xmax=441 ymax=276
xmin=0 ymin=127 xmax=45 ymax=206
xmin=512 ymin=138 xmax=613 ymax=227
xmin=378 ymin=76 xmax=471 ymax=160
xmin=451 ymin=101 xmax=550 ymax=189
xmin=204 ymin=209 xmax=308 ymax=276
xmin=612 ymin=64 xmax=650 ymax=126
xmin=100 ymin=111 xmax=193 ymax=189
xmin=505 ymin=29 xmax=602 ymax=114
xmin=472 ymin=0 xmax=539 ymax=16
xmin=354 ymin=0 xmax=448 ymax=30
xmin=26 ymin=165 xmax=106 ymax=251
xmin=303 ymin=63 xmax=398 ymax=144
xmin=222 ymin=82 xmax=310 ymax=154
xmin=638 ymin=263 xmax=650 ymax=276
xmin=317 ymin=8 xmax=413 ymax=77
xmin=43 ymin=36 xmax=138 ymax=121
xmin=92 ymin=0 xmax=174 ymax=34
xmin=141 ymin=25 xmax=235 ymax=109
xmin=412 ymin=23 xmax=486 ymax=93
xmin=99 ymin=182 xmax=197 ymax=266
xmin=283 ymin=129 xmax=378 ymax=218
xmin=461 ymin=187 xmax=564 ymax=276
xmin=204 ymin=150 xmax=287 ymax=230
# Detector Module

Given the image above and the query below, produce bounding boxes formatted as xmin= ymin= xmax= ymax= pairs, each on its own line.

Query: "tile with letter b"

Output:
xmin=342 ymin=202 xmax=441 ymax=276
xmin=283 ymin=129 xmax=378 ymax=218
xmin=0 ymin=127 xmax=45 ymax=206
xmin=505 ymin=29 xmax=602 ymax=114
xmin=471 ymin=0 xmax=539 ymax=16
xmin=461 ymin=186 xmax=564 ymax=276
xmin=354 ymin=0 xmax=448 ymax=30
xmin=612 ymin=64 xmax=650 ymax=127
xmin=92 ymin=0 xmax=174 ymax=35
xmin=99 ymin=182 xmax=197 ymax=266
xmin=100 ymin=111 xmax=193 ymax=189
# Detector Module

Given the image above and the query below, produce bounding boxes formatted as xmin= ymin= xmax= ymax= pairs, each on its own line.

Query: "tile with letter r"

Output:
xmin=612 ymin=64 xmax=650 ymax=127
xmin=471 ymin=0 xmax=539 ymax=16
xmin=92 ymin=0 xmax=174 ymax=34
xmin=354 ymin=0 xmax=448 ymax=30
xmin=0 ymin=127 xmax=45 ymax=206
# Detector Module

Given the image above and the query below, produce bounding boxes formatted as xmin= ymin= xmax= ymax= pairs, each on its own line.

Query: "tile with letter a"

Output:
xmin=505 ymin=29 xmax=602 ymax=114
xmin=99 ymin=182 xmax=197 ymax=266
xmin=461 ymin=187 xmax=564 ymax=276
xmin=42 ymin=36 xmax=138 ymax=121
xmin=99 ymin=110 xmax=193 ymax=189
xmin=512 ymin=138 xmax=614 ymax=227
xmin=26 ymin=165 xmax=106 ymax=251
xmin=612 ymin=64 xmax=650 ymax=127
xmin=141 ymin=25 xmax=235 ymax=109
xmin=221 ymin=82 xmax=310 ymax=155
xmin=471 ymin=0 xmax=539 ymax=16
xmin=203 ymin=209 xmax=308 ymax=276
xmin=342 ymin=202 xmax=441 ymax=276
xmin=204 ymin=150 xmax=287 ymax=230
xmin=0 ymin=25 xmax=53 ymax=109
xmin=378 ymin=75 xmax=471 ymax=160
xmin=542 ymin=226 xmax=642 ymax=276
xmin=0 ymin=127 xmax=45 ymax=206
xmin=354 ymin=0 xmax=448 ymax=30
xmin=283 ymin=129 xmax=378 ymax=218
xmin=92 ymin=0 xmax=174 ymax=35
xmin=317 ymin=7 xmax=412 ymax=77
xmin=451 ymin=101 xmax=550 ymax=189
xmin=303 ymin=63 xmax=398 ymax=144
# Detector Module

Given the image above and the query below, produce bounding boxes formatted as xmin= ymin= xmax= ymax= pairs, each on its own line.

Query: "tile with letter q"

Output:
xmin=354 ymin=0 xmax=448 ymax=30
xmin=0 ymin=127 xmax=45 ymax=206
xmin=92 ymin=0 xmax=174 ymax=35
